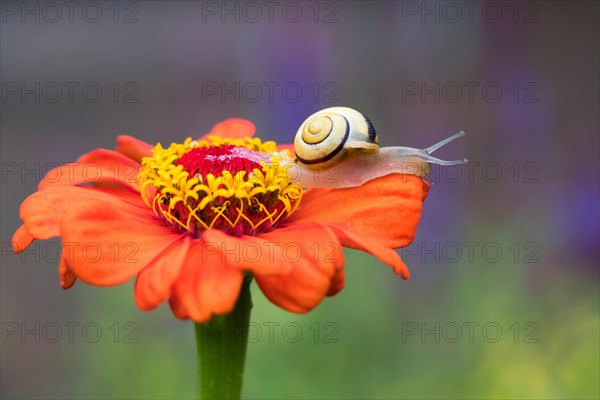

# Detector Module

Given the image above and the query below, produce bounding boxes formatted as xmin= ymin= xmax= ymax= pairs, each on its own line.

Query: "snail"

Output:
xmin=279 ymin=107 xmax=467 ymax=188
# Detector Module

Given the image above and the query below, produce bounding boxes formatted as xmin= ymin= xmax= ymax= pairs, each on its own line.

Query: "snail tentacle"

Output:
xmin=424 ymin=130 xmax=465 ymax=154
xmin=287 ymin=106 xmax=467 ymax=188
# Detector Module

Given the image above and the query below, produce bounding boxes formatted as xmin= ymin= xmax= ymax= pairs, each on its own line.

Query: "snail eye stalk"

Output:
xmin=286 ymin=107 xmax=468 ymax=188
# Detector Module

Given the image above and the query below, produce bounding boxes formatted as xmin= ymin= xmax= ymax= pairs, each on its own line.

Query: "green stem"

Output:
xmin=194 ymin=276 xmax=253 ymax=400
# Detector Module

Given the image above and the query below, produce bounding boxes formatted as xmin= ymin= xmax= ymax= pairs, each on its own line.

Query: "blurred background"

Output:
xmin=1 ymin=1 xmax=598 ymax=399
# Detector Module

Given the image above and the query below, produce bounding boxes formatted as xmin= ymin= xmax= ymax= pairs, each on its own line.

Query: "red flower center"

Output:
xmin=139 ymin=139 xmax=302 ymax=238
xmin=175 ymin=145 xmax=263 ymax=178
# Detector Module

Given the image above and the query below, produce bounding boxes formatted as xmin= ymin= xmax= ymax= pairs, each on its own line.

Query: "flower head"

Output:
xmin=12 ymin=119 xmax=429 ymax=322
xmin=138 ymin=136 xmax=301 ymax=236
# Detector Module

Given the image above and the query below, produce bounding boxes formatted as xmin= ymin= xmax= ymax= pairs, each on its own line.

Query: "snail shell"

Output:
xmin=283 ymin=106 xmax=467 ymax=188
xmin=294 ymin=107 xmax=379 ymax=169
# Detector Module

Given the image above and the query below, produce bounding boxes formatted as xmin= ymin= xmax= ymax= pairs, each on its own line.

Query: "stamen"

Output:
xmin=138 ymin=136 xmax=302 ymax=237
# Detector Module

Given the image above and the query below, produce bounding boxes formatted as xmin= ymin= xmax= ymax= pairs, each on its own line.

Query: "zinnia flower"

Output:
xmin=11 ymin=119 xmax=429 ymax=322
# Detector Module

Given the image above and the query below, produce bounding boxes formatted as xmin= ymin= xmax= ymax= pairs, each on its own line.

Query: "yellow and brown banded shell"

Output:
xmin=286 ymin=107 xmax=467 ymax=188
xmin=294 ymin=107 xmax=379 ymax=168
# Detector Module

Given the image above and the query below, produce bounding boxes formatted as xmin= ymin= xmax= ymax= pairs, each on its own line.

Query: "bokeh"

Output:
xmin=1 ymin=1 xmax=598 ymax=399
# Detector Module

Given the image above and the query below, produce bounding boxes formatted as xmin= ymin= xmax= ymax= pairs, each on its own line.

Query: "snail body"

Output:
xmin=281 ymin=107 xmax=467 ymax=188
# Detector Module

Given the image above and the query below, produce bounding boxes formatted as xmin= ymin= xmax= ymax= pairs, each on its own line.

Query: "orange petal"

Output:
xmin=276 ymin=143 xmax=294 ymax=153
xmin=59 ymin=247 xmax=77 ymax=289
xmin=199 ymin=118 xmax=256 ymax=140
xmin=116 ymin=135 xmax=153 ymax=163
xmin=135 ymin=236 xmax=191 ymax=310
xmin=59 ymin=197 xmax=182 ymax=286
xmin=12 ymin=225 xmax=34 ymax=254
xmin=39 ymin=149 xmax=140 ymax=191
xmin=287 ymin=174 xmax=430 ymax=249
xmin=169 ymin=239 xmax=244 ymax=322
xmin=254 ymin=224 xmax=344 ymax=313
xmin=20 ymin=186 xmax=148 ymax=240
xmin=201 ymin=229 xmax=293 ymax=276
xmin=330 ymin=226 xmax=410 ymax=279
xmin=327 ymin=268 xmax=345 ymax=296
xmin=92 ymin=185 xmax=149 ymax=207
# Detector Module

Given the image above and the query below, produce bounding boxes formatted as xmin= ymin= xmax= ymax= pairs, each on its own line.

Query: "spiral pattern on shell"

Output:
xmin=294 ymin=107 xmax=378 ymax=166
xmin=302 ymin=116 xmax=333 ymax=144
xmin=294 ymin=112 xmax=350 ymax=165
